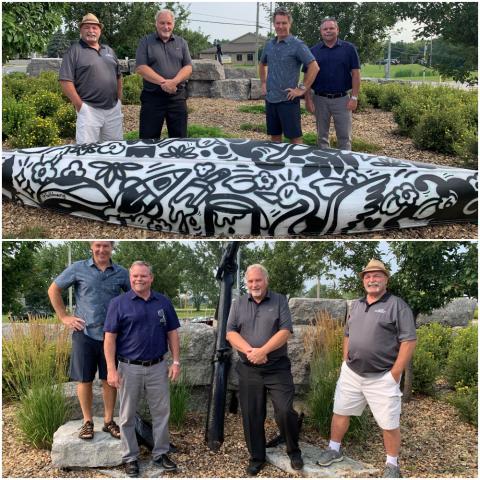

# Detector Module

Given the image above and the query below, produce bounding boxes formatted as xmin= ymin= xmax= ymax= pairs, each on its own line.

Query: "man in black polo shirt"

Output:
xmin=59 ymin=13 xmax=123 ymax=144
xmin=316 ymin=259 xmax=416 ymax=478
xmin=226 ymin=264 xmax=303 ymax=476
xmin=135 ymin=9 xmax=193 ymax=139
xmin=104 ymin=261 xmax=181 ymax=478
xmin=304 ymin=18 xmax=361 ymax=150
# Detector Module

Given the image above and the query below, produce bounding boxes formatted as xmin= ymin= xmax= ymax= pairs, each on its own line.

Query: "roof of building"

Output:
xmin=200 ymin=32 xmax=268 ymax=54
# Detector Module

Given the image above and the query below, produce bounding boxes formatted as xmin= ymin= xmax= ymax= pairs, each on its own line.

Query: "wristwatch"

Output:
xmin=173 ymin=360 xmax=181 ymax=366
xmin=350 ymin=95 xmax=358 ymax=100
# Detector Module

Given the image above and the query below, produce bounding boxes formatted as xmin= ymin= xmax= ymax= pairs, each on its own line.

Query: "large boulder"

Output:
xmin=191 ymin=59 xmax=225 ymax=81
xmin=250 ymin=78 xmax=263 ymax=100
xmin=211 ymin=79 xmax=251 ymax=100
xmin=289 ymin=298 xmax=347 ymax=325
xmin=51 ymin=416 xmax=123 ymax=467
xmin=26 ymin=58 xmax=62 ymax=76
xmin=224 ymin=67 xmax=257 ymax=79
xmin=186 ymin=80 xmax=212 ymax=98
xmin=416 ymin=297 xmax=477 ymax=327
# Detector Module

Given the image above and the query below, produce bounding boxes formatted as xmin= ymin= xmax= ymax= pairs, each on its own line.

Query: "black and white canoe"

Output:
xmin=2 ymin=138 xmax=477 ymax=236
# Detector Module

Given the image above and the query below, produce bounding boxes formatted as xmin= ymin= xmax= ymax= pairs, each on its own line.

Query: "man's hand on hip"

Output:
xmin=285 ymin=87 xmax=304 ymax=101
xmin=61 ymin=315 xmax=85 ymax=331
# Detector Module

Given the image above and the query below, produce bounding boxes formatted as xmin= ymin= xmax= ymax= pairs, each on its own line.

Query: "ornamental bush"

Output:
xmin=2 ymin=97 xmax=36 ymax=140
xmin=447 ymin=384 xmax=478 ymax=426
xmin=361 ymin=81 xmax=383 ymax=108
xmin=445 ymin=325 xmax=478 ymax=388
xmin=11 ymin=116 xmax=62 ymax=149
xmin=123 ymin=73 xmax=143 ymax=105
xmin=54 ymin=103 xmax=76 ymax=139
xmin=29 ymin=90 xmax=64 ymax=118
xmin=377 ymin=83 xmax=409 ymax=111
xmin=3 ymin=72 xmax=32 ymax=100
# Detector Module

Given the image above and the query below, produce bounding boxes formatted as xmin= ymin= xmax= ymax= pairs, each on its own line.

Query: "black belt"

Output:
xmin=315 ymin=91 xmax=347 ymax=98
xmin=118 ymin=355 xmax=163 ymax=366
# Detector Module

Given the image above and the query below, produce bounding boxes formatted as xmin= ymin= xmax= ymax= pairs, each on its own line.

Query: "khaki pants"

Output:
xmin=118 ymin=360 xmax=170 ymax=463
xmin=313 ymin=95 xmax=352 ymax=151
xmin=76 ymin=100 xmax=123 ymax=144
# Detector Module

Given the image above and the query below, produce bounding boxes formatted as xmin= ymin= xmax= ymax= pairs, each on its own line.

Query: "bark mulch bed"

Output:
xmin=2 ymin=98 xmax=477 ymax=239
xmin=2 ymin=394 xmax=477 ymax=478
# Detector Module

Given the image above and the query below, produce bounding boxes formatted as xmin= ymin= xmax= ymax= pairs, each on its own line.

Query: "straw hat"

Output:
xmin=359 ymin=259 xmax=390 ymax=279
xmin=80 ymin=13 xmax=103 ymax=29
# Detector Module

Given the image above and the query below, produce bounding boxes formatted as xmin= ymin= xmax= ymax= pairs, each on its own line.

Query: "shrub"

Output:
xmin=393 ymin=97 xmax=425 ymax=136
xmin=17 ymin=384 xmax=71 ymax=449
xmin=447 ymin=384 xmax=478 ymax=426
xmin=123 ymin=74 xmax=143 ymax=105
xmin=11 ymin=116 xmax=62 ymax=149
xmin=2 ymin=319 xmax=70 ymax=400
xmin=361 ymin=82 xmax=383 ymax=108
xmin=355 ymin=89 xmax=369 ymax=111
xmin=412 ymin=347 xmax=439 ymax=395
xmin=169 ymin=372 xmax=192 ymax=429
xmin=30 ymin=90 xmax=64 ymax=118
xmin=34 ymin=71 xmax=63 ymax=96
xmin=305 ymin=311 xmax=371 ymax=441
xmin=3 ymin=72 xmax=32 ymax=100
xmin=2 ymin=97 xmax=36 ymax=139
xmin=445 ymin=325 xmax=478 ymax=388
xmin=55 ymin=103 xmax=76 ymax=138
xmin=378 ymin=83 xmax=409 ymax=111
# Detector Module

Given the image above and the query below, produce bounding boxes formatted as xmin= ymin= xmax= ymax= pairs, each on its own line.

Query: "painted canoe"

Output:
xmin=2 ymin=138 xmax=477 ymax=236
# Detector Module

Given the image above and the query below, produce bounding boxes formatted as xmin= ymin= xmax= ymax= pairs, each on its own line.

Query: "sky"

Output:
xmin=185 ymin=2 xmax=419 ymax=43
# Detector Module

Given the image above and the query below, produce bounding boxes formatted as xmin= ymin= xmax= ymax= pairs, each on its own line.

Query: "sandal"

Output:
xmin=79 ymin=420 xmax=94 ymax=440
xmin=102 ymin=420 xmax=121 ymax=439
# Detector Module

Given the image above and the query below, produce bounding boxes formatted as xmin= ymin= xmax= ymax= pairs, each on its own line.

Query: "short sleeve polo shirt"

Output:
xmin=308 ymin=39 xmax=360 ymax=94
xmin=226 ymin=290 xmax=293 ymax=365
xmin=135 ymin=32 xmax=192 ymax=94
xmin=59 ymin=39 xmax=120 ymax=109
xmin=54 ymin=259 xmax=130 ymax=341
xmin=260 ymin=35 xmax=315 ymax=103
xmin=345 ymin=292 xmax=416 ymax=377
xmin=104 ymin=290 xmax=180 ymax=361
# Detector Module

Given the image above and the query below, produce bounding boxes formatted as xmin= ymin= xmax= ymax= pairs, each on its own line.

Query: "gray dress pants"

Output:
xmin=313 ymin=94 xmax=352 ymax=150
xmin=118 ymin=360 xmax=170 ymax=463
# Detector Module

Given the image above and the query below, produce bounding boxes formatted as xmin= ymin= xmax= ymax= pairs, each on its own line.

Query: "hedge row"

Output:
xmin=359 ymin=81 xmax=477 ymax=167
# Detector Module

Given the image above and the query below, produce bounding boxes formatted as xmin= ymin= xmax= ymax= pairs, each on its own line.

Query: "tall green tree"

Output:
xmin=46 ymin=29 xmax=72 ymax=58
xmin=277 ymin=2 xmax=398 ymax=62
xmin=2 ymin=2 xmax=65 ymax=62
xmin=62 ymin=2 xmax=189 ymax=58
xmin=396 ymin=2 xmax=478 ymax=83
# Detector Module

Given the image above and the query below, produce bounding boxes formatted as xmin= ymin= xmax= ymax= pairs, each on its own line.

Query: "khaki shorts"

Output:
xmin=333 ymin=361 xmax=402 ymax=430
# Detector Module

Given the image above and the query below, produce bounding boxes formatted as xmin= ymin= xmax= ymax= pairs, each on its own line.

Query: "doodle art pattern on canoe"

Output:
xmin=2 ymin=138 xmax=478 ymax=236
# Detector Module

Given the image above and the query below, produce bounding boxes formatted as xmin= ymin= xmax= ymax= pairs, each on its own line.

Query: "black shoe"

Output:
xmin=290 ymin=453 xmax=304 ymax=470
xmin=153 ymin=453 xmax=178 ymax=471
xmin=246 ymin=461 xmax=266 ymax=476
xmin=124 ymin=460 xmax=139 ymax=478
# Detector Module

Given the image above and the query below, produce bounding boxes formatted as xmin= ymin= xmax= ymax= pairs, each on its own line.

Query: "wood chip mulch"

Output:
xmin=2 ymin=394 xmax=477 ymax=478
xmin=2 ymin=98 xmax=477 ymax=240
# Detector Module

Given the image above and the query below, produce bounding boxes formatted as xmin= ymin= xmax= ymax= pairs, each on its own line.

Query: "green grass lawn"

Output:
xmin=362 ymin=63 xmax=450 ymax=82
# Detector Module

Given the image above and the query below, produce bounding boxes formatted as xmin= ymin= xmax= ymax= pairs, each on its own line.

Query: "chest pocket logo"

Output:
xmin=374 ymin=308 xmax=387 ymax=314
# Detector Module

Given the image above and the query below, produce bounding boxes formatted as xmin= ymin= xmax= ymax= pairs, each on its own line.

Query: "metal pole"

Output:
xmin=385 ymin=38 xmax=391 ymax=80
xmin=423 ymin=41 xmax=427 ymax=81
xmin=255 ymin=2 xmax=260 ymax=69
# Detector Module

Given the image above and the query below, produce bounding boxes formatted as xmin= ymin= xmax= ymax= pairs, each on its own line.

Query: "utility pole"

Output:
xmin=385 ymin=38 xmax=391 ymax=80
xmin=422 ymin=41 xmax=427 ymax=81
xmin=429 ymin=38 xmax=433 ymax=68
xmin=255 ymin=2 xmax=260 ymax=70
xmin=67 ymin=244 xmax=73 ymax=313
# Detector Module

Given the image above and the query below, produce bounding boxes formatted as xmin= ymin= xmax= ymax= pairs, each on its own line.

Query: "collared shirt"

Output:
xmin=54 ymin=258 xmax=130 ymax=341
xmin=59 ymin=39 xmax=120 ymax=109
xmin=226 ymin=290 xmax=293 ymax=365
xmin=260 ymin=35 xmax=315 ymax=103
xmin=104 ymin=289 xmax=180 ymax=361
xmin=345 ymin=292 xmax=416 ymax=377
xmin=307 ymin=39 xmax=360 ymax=94
xmin=135 ymin=32 xmax=192 ymax=96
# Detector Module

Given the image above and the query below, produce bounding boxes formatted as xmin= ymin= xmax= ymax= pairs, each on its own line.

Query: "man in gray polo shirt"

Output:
xmin=226 ymin=264 xmax=303 ymax=476
xmin=316 ymin=259 xmax=416 ymax=478
xmin=59 ymin=13 xmax=123 ymax=144
xmin=135 ymin=9 xmax=193 ymax=139
xmin=48 ymin=241 xmax=130 ymax=441
xmin=259 ymin=7 xmax=319 ymax=144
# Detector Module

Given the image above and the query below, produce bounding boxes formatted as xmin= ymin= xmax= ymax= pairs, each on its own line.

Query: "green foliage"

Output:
xmin=454 ymin=128 xmax=478 ymax=170
xmin=302 ymin=133 xmax=381 ymax=153
xmin=445 ymin=325 xmax=478 ymax=389
xmin=123 ymin=74 xmax=143 ymax=105
xmin=240 ymin=123 xmax=267 ymax=133
xmin=447 ymin=384 xmax=478 ymax=427
xmin=2 ymin=3 xmax=65 ymax=62
xmin=46 ymin=29 xmax=71 ymax=58
xmin=3 ymin=72 xmax=33 ymax=100
xmin=306 ymin=312 xmax=371 ymax=440
xmin=360 ymin=81 xmax=383 ymax=108
xmin=54 ymin=103 xmax=77 ymax=139
xmin=169 ymin=372 xmax=192 ymax=429
xmin=412 ymin=323 xmax=453 ymax=394
xmin=34 ymin=71 xmax=63 ymax=96
xmin=377 ymin=83 xmax=409 ymax=111
xmin=17 ymin=384 xmax=71 ymax=449
xmin=238 ymin=104 xmax=266 ymax=114
xmin=2 ymin=98 xmax=36 ymax=140
xmin=30 ymin=90 xmax=64 ymax=118
xmin=11 ymin=116 xmax=62 ymax=149
xmin=187 ymin=124 xmax=230 ymax=138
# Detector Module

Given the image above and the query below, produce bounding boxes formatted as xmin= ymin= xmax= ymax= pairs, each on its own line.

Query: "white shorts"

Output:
xmin=76 ymin=100 xmax=123 ymax=144
xmin=333 ymin=361 xmax=402 ymax=430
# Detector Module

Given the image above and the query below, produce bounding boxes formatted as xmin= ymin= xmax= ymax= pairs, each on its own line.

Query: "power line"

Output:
xmin=189 ymin=18 xmax=269 ymax=29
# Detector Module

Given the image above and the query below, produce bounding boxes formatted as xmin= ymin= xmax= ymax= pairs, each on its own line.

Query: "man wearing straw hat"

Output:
xmin=59 ymin=13 xmax=124 ymax=144
xmin=316 ymin=259 xmax=416 ymax=478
